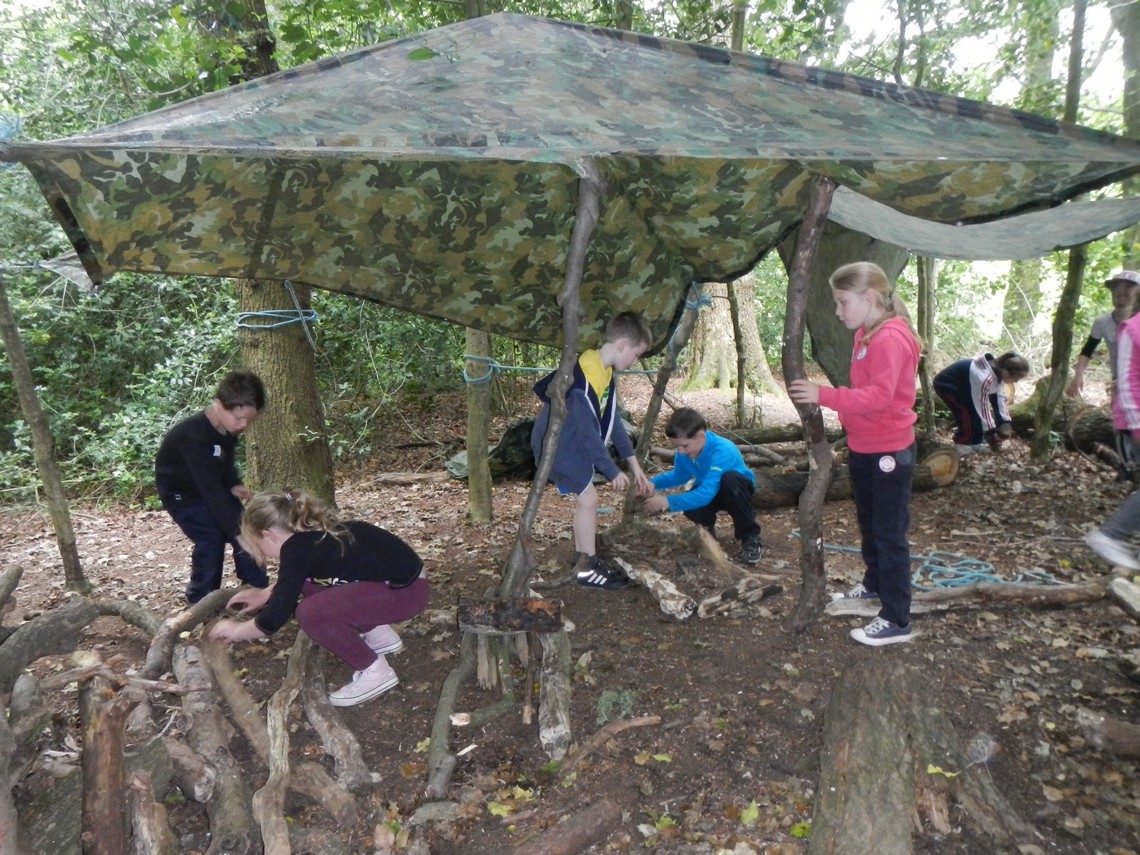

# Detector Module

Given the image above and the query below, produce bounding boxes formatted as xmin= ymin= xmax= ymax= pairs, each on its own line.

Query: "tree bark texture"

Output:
xmin=238 ymin=278 xmax=335 ymax=501
xmin=1032 ymin=245 xmax=1086 ymax=460
xmin=465 ymin=329 xmax=494 ymax=523
xmin=779 ymin=221 xmax=908 ymax=387
xmin=511 ymin=797 xmax=622 ymax=855
xmin=300 ymin=647 xmax=373 ymax=793
xmin=915 ymin=256 xmax=937 ymax=437
xmin=0 ymin=601 xmax=98 ymax=695
xmin=0 ymin=705 xmax=20 ymax=855
xmin=811 ymin=658 xmax=1031 ymax=855
xmin=0 ymin=277 xmax=88 ymax=593
xmin=686 ymin=282 xmax=736 ymax=392
xmin=537 ymin=630 xmax=572 ymax=761
xmin=128 ymin=771 xmax=178 ymax=855
xmin=781 ymin=176 xmax=837 ymax=633
xmin=79 ymin=678 xmax=139 ymax=855
xmin=172 ymin=645 xmax=257 ymax=855
xmin=503 ymin=158 xmax=602 ymax=598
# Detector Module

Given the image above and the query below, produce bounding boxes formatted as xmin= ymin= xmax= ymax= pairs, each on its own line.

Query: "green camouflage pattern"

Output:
xmin=3 ymin=13 xmax=1139 ymax=347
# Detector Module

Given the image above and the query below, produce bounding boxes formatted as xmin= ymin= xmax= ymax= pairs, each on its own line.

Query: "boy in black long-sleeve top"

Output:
xmin=155 ymin=369 xmax=269 ymax=603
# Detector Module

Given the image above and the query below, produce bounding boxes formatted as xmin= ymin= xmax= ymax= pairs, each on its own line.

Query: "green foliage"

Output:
xmin=595 ymin=687 xmax=636 ymax=725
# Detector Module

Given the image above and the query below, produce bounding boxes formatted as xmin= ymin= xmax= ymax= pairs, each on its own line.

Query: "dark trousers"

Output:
xmin=298 ymin=578 xmax=430 ymax=671
xmin=682 ymin=471 xmax=762 ymax=543
xmin=848 ymin=444 xmax=915 ymax=627
xmin=164 ymin=500 xmax=268 ymax=603
xmin=933 ymin=377 xmax=983 ymax=445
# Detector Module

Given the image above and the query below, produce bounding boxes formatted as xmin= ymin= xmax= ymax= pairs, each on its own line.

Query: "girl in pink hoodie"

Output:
xmin=789 ymin=262 xmax=922 ymax=646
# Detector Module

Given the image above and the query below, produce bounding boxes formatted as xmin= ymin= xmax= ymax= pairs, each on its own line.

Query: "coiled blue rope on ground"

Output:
xmin=796 ymin=534 xmax=1062 ymax=589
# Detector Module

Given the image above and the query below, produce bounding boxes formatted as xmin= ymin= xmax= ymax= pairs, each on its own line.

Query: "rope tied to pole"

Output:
xmin=236 ymin=280 xmax=318 ymax=350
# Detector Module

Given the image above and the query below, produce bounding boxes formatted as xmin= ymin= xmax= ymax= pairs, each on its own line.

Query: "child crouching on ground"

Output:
xmin=642 ymin=407 xmax=762 ymax=564
xmin=209 ymin=489 xmax=428 ymax=707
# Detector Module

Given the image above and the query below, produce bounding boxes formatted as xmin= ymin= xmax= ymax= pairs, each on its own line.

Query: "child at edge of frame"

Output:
xmin=530 ymin=312 xmax=654 ymax=591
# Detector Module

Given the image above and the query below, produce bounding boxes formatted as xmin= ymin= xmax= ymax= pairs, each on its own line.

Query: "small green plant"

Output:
xmin=596 ymin=687 xmax=636 ymax=725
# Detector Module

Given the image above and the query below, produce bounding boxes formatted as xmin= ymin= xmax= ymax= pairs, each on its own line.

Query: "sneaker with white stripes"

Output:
xmin=829 ymin=582 xmax=880 ymax=602
xmin=576 ymin=555 xmax=630 ymax=590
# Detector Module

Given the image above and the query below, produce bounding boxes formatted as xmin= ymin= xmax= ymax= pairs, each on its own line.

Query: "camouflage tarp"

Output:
xmin=2 ymin=13 xmax=1138 ymax=347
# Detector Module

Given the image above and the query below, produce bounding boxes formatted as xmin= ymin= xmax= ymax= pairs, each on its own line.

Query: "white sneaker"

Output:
xmin=361 ymin=624 xmax=403 ymax=655
xmin=329 ymin=658 xmax=398 ymax=707
xmin=1085 ymin=529 xmax=1140 ymax=571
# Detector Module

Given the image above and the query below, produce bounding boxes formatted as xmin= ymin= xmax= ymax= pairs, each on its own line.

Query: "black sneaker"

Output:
xmin=576 ymin=555 xmax=630 ymax=590
xmin=738 ymin=537 xmax=763 ymax=564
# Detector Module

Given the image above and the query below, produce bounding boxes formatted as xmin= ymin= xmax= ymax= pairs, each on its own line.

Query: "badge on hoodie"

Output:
xmin=879 ymin=455 xmax=896 ymax=473
xmin=856 ymin=345 xmax=867 ymax=360
xmin=213 ymin=445 xmax=222 ymax=458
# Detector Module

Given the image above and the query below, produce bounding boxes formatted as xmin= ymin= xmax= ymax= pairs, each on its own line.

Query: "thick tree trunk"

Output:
xmin=0 ymin=278 xmax=89 ymax=593
xmin=686 ymin=282 xmax=735 ymax=392
xmin=811 ymin=658 xmax=1031 ymax=854
xmin=238 ymin=278 xmax=335 ymax=501
xmin=465 ymin=330 xmax=494 ymax=523
xmin=915 ymin=257 xmax=937 ymax=437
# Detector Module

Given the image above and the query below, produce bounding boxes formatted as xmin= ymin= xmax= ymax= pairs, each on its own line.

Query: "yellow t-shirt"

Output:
xmin=579 ymin=349 xmax=612 ymax=409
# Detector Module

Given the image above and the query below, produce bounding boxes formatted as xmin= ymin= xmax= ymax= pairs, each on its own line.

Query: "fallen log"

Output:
xmin=811 ymin=658 xmax=1032 ymax=854
xmin=611 ymin=557 xmax=696 ymax=621
xmin=0 ymin=699 xmax=19 ymax=855
xmin=251 ymin=634 xmax=305 ymax=855
xmin=1109 ymin=577 xmax=1140 ymax=620
xmin=374 ymin=471 xmax=451 ymax=485
xmin=200 ymin=638 xmax=358 ymax=824
xmin=1076 ymin=707 xmax=1140 ymax=758
xmin=512 ymin=797 xmax=623 ymax=855
xmin=697 ymin=577 xmax=783 ymax=619
xmin=723 ymin=424 xmax=844 ymax=445
xmin=560 ymin=715 xmax=661 ymax=775
xmin=457 ymin=598 xmax=563 ymax=634
xmin=0 ymin=600 xmax=99 ymax=695
xmin=538 ymin=630 xmax=572 ymax=761
xmin=140 ymin=588 xmax=232 ymax=680
xmin=128 ymin=771 xmax=178 ymax=855
xmin=300 ymin=646 xmax=373 ymax=793
xmin=754 ymin=442 xmax=957 ymax=509
xmin=172 ymin=644 xmax=257 ymax=855
xmin=79 ymin=672 xmax=140 ymax=855
xmin=826 ymin=579 xmax=1108 ymax=617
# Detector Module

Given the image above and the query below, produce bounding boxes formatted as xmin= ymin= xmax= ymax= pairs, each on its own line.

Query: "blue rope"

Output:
xmin=236 ymin=281 xmax=318 ymax=350
xmin=462 ymin=354 xmax=552 ymax=384
xmin=685 ymin=293 xmax=713 ymax=310
xmin=794 ymin=533 xmax=1062 ymax=589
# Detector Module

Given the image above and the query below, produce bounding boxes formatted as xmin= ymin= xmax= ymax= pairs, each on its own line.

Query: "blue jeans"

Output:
xmin=848 ymin=444 xmax=915 ymax=627
xmin=163 ymin=500 xmax=268 ymax=603
xmin=681 ymin=471 xmax=762 ymax=543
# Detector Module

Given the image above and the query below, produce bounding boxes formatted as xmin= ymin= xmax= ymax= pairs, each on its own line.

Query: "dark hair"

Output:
xmin=664 ymin=407 xmax=707 ymax=439
xmin=994 ymin=352 xmax=1029 ymax=381
xmin=602 ymin=312 xmax=652 ymax=349
xmin=215 ymin=369 xmax=266 ymax=411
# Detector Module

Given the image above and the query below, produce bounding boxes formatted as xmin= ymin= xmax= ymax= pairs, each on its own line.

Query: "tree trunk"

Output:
xmin=811 ymin=658 xmax=1031 ymax=854
xmin=779 ymin=222 xmax=908 ymax=387
xmin=238 ymin=279 xmax=335 ymax=501
xmin=782 ymin=176 xmax=837 ymax=633
xmin=0 ymin=277 xmax=89 ymax=593
xmin=80 ymin=678 xmax=138 ymax=855
xmin=916 ymin=257 xmax=937 ymax=437
xmin=465 ymin=329 xmax=494 ymax=523
xmin=685 ymin=282 xmax=735 ymax=391
xmin=213 ymin=0 xmax=336 ymax=503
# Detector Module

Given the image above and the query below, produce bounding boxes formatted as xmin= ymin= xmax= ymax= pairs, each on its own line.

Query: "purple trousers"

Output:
xmin=297 ymin=577 xmax=429 ymax=670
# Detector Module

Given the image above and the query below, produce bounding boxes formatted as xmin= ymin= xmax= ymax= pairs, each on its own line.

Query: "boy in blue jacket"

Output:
xmin=643 ymin=407 xmax=762 ymax=564
xmin=532 ymin=313 xmax=653 ymax=590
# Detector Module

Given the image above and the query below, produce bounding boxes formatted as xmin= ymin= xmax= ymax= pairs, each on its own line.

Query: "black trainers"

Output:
xmin=576 ymin=555 xmax=630 ymax=590
xmin=738 ymin=536 xmax=763 ymax=564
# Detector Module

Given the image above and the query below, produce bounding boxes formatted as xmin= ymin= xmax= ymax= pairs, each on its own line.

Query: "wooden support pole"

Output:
xmin=781 ymin=175 xmax=838 ymax=633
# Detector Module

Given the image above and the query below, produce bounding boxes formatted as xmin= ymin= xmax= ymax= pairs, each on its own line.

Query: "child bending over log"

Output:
xmin=641 ymin=407 xmax=763 ymax=565
xmin=932 ymin=351 xmax=1029 ymax=456
xmin=208 ymin=489 xmax=429 ymax=707
xmin=788 ymin=261 xmax=922 ymax=647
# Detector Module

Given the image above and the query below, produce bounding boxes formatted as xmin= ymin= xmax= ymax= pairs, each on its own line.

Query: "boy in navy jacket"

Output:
xmin=532 ymin=313 xmax=653 ymax=589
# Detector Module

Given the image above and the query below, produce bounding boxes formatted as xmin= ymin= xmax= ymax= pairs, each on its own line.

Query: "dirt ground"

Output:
xmin=2 ymin=378 xmax=1139 ymax=855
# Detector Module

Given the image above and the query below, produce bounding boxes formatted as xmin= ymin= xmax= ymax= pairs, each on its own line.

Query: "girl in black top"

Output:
xmin=209 ymin=489 xmax=428 ymax=707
